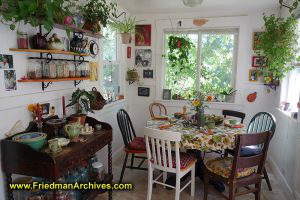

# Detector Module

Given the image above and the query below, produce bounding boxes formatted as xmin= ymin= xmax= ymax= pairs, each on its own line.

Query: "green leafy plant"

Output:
xmin=67 ymin=88 xmax=95 ymax=114
xmin=220 ymin=87 xmax=237 ymax=96
xmin=80 ymin=0 xmax=116 ymax=32
xmin=256 ymin=14 xmax=299 ymax=81
xmin=0 ymin=0 xmax=76 ymax=32
xmin=109 ymin=16 xmax=141 ymax=34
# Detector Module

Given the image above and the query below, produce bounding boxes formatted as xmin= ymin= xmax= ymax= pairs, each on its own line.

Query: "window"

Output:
xmin=102 ymin=27 xmax=120 ymax=100
xmin=164 ymin=30 xmax=238 ymax=100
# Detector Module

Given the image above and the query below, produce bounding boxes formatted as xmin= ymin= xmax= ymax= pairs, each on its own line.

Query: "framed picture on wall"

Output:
xmin=138 ymin=87 xmax=150 ymax=97
xmin=248 ymin=69 xmax=259 ymax=82
xmin=252 ymin=56 xmax=267 ymax=67
xmin=253 ymin=32 xmax=263 ymax=50
xmin=135 ymin=49 xmax=152 ymax=67
xmin=135 ymin=24 xmax=151 ymax=46
xmin=41 ymin=103 xmax=50 ymax=115
xmin=143 ymin=69 xmax=154 ymax=78
xmin=162 ymin=89 xmax=171 ymax=100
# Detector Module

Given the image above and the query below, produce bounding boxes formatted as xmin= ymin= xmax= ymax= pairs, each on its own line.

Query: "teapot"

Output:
xmin=64 ymin=122 xmax=81 ymax=139
xmin=30 ymin=32 xmax=49 ymax=49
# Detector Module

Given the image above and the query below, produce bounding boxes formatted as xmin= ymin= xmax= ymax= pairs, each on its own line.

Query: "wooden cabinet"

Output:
xmin=1 ymin=116 xmax=113 ymax=200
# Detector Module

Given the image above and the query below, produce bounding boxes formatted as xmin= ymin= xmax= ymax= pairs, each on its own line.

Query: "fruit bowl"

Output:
xmin=12 ymin=132 xmax=47 ymax=150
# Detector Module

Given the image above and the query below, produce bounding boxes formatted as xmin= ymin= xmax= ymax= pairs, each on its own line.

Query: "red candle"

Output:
xmin=37 ymin=103 xmax=41 ymax=129
xmin=62 ymin=96 xmax=66 ymax=117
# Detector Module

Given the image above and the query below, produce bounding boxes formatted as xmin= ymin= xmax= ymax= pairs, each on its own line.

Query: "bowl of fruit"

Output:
xmin=205 ymin=114 xmax=224 ymax=126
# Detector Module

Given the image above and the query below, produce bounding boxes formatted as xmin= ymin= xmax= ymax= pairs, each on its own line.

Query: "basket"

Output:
xmin=90 ymin=87 xmax=106 ymax=110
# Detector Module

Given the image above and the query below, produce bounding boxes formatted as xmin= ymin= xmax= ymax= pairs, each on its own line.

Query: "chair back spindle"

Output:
xmin=149 ymin=103 xmax=167 ymax=119
xmin=117 ymin=109 xmax=136 ymax=148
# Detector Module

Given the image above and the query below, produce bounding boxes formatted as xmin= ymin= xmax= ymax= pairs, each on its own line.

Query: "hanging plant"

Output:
xmin=167 ymin=35 xmax=195 ymax=71
xmin=256 ymin=14 xmax=299 ymax=81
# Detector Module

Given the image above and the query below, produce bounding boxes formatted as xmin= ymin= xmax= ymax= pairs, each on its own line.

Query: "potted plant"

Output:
xmin=66 ymin=88 xmax=95 ymax=125
xmin=0 ymin=0 xmax=75 ymax=33
xmin=126 ymin=68 xmax=139 ymax=83
xmin=80 ymin=0 xmax=116 ymax=33
xmin=109 ymin=16 xmax=141 ymax=44
xmin=256 ymin=14 xmax=299 ymax=82
xmin=220 ymin=87 xmax=237 ymax=103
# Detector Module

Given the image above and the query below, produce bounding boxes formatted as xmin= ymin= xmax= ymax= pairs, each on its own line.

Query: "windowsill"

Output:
xmin=156 ymin=99 xmax=242 ymax=105
xmin=91 ymin=99 xmax=127 ymax=116
xmin=276 ymin=107 xmax=299 ymax=124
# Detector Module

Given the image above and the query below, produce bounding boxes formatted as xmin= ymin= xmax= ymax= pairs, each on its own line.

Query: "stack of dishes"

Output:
xmin=12 ymin=132 xmax=47 ymax=150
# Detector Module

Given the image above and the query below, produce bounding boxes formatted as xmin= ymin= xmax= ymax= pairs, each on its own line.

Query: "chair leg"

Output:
xmin=131 ymin=154 xmax=135 ymax=168
xmin=163 ymin=172 xmax=167 ymax=188
xmin=224 ymin=150 xmax=229 ymax=158
xmin=263 ymin=168 xmax=272 ymax=191
xmin=191 ymin=165 xmax=195 ymax=197
xmin=147 ymin=165 xmax=153 ymax=200
xmin=203 ymin=171 xmax=209 ymax=200
xmin=119 ymin=153 xmax=129 ymax=184
xmin=255 ymin=182 xmax=262 ymax=200
xmin=229 ymin=182 xmax=236 ymax=200
xmin=175 ymin=174 xmax=181 ymax=200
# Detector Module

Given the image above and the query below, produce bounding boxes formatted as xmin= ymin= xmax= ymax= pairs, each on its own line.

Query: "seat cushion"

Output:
xmin=151 ymin=152 xmax=197 ymax=170
xmin=128 ymin=137 xmax=146 ymax=151
xmin=205 ymin=157 xmax=256 ymax=179
xmin=227 ymin=146 xmax=262 ymax=157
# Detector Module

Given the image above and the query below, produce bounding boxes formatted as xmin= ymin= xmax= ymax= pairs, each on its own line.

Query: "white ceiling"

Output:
xmin=112 ymin=0 xmax=279 ymax=14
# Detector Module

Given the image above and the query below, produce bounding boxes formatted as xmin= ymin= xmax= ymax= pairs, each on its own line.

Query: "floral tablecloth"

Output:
xmin=146 ymin=120 xmax=246 ymax=152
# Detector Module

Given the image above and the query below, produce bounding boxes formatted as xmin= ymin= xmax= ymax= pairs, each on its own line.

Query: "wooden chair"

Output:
xmin=225 ymin=112 xmax=276 ymax=191
xmin=117 ymin=109 xmax=147 ymax=184
xmin=203 ymin=131 xmax=273 ymax=200
xmin=144 ymin=127 xmax=196 ymax=200
xmin=222 ymin=110 xmax=246 ymax=124
xmin=149 ymin=103 xmax=167 ymax=119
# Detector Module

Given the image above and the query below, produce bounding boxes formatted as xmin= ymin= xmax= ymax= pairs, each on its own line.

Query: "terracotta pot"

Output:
xmin=121 ymin=33 xmax=131 ymax=44
xmin=70 ymin=114 xmax=86 ymax=125
xmin=30 ymin=33 xmax=47 ymax=49
xmin=83 ymin=21 xmax=101 ymax=33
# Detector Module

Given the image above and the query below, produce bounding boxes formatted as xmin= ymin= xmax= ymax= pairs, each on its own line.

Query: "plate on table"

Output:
xmin=57 ymin=138 xmax=70 ymax=147
xmin=205 ymin=114 xmax=224 ymax=126
xmin=224 ymin=121 xmax=244 ymax=128
xmin=153 ymin=116 xmax=169 ymax=121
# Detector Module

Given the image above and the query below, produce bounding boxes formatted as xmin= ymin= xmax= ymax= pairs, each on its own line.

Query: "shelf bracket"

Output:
xmin=74 ymin=80 xmax=83 ymax=87
xmin=42 ymin=82 xmax=53 ymax=91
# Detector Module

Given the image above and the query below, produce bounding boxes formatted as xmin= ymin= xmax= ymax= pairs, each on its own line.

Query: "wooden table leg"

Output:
xmin=108 ymin=143 xmax=112 ymax=200
xmin=6 ymin=173 xmax=14 ymax=200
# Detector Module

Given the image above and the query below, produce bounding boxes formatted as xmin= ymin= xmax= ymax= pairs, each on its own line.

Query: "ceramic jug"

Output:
xmin=64 ymin=123 xmax=81 ymax=139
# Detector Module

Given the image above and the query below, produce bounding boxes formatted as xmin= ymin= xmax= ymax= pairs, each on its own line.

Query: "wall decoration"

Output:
xmin=89 ymin=62 xmax=99 ymax=81
xmin=143 ymin=69 xmax=154 ymax=78
xmin=41 ymin=103 xmax=50 ymax=115
xmin=135 ymin=49 xmax=152 ymax=67
xmin=252 ymin=56 xmax=267 ymax=67
xmin=247 ymin=92 xmax=257 ymax=103
xmin=88 ymin=40 xmax=99 ymax=58
xmin=163 ymin=89 xmax=171 ymax=100
xmin=127 ymin=46 xmax=131 ymax=58
xmin=248 ymin=69 xmax=259 ymax=82
xmin=135 ymin=24 xmax=151 ymax=46
xmin=253 ymin=32 xmax=263 ymax=50
xmin=0 ymin=54 xmax=14 ymax=69
xmin=138 ymin=87 xmax=150 ymax=97
xmin=4 ymin=70 xmax=17 ymax=91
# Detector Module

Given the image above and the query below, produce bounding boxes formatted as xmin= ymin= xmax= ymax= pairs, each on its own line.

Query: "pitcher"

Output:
xmin=64 ymin=122 xmax=81 ymax=139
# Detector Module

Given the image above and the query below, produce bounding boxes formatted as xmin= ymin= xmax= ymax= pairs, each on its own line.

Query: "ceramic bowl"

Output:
xmin=13 ymin=132 xmax=47 ymax=150
xmin=229 ymin=119 xmax=238 ymax=125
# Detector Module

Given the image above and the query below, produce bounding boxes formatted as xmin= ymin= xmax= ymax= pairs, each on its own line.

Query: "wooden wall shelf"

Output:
xmin=53 ymin=24 xmax=103 ymax=39
xmin=9 ymin=48 xmax=89 ymax=56
xmin=18 ymin=77 xmax=90 ymax=83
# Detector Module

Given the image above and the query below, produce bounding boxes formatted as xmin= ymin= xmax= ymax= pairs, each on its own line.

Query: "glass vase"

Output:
xmin=197 ymin=108 xmax=205 ymax=129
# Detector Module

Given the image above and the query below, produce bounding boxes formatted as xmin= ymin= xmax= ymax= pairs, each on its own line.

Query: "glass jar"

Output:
xmin=89 ymin=161 xmax=106 ymax=182
xmin=69 ymin=62 xmax=75 ymax=78
xmin=80 ymin=62 xmax=89 ymax=77
xmin=63 ymin=62 xmax=69 ymax=78
xmin=48 ymin=61 xmax=57 ymax=78
xmin=42 ymin=61 xmax=49 ymax=78
xmin=27 ymin=59 xmax=42 ymax=79
xmin=17 ymin=32 xmax=29 ymax=49
xmin=56 ymin=61 xmax=64 ymax=78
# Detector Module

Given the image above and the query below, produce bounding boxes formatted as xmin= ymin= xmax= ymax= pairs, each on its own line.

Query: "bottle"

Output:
xmin=63 ymin=62 xmax=70 ymax=78
xmin=48 ymin=61 xmax=57 ymax=78
xmin=56 ymin=61 xmax=64 ymax=78
xmin=17 ymin=32 xmax=29 ymax=49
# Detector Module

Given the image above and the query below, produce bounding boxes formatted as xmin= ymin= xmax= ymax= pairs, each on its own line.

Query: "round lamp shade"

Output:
xmin=182 ymin=0 xmax=204 ymax=7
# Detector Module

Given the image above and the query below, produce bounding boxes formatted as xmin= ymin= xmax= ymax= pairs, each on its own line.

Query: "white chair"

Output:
xmin=144 ymin=127 xmax=197 ymax=200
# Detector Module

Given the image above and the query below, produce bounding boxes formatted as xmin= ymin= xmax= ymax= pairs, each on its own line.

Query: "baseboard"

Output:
xmin=268 ymin=156 xmax=295 ymax=200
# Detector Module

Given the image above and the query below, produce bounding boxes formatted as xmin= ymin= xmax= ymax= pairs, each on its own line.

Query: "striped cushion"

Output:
xmin=205 ymin=157 xmax=256 ymax=179
xmin=151 ymin=152 xmax=196 ymax=170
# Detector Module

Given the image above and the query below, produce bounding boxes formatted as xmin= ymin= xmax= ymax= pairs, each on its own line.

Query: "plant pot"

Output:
xmin=30 ymin=33 xmax=48 ymax=49
xmin=70 ymin=114 xmax=86 ymax=125
xmin=121 ymin=33 xmax=131 ymax=44
xmin=225 ymin=95 xmax=234 ymax=103
xmin=83 ymin=21 xmax=101 ymax=33
xmin=127 ymin=71 xmax=139 ymax=81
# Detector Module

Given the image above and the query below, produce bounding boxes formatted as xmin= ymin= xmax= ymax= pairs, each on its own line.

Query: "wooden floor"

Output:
xmin=96 ymin=153 xmax=286 ymax=200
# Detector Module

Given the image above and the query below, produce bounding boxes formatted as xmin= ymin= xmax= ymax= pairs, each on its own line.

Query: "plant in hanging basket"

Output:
xmin=126 ymin=68 xmax=139 ymax=82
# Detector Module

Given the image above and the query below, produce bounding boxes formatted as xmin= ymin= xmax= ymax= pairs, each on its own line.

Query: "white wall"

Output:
xmin=0 ymin=10 xmax=129 ymax=199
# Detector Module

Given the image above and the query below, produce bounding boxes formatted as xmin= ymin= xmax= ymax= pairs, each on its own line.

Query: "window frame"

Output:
xmin=162 ymin=29 xmax=239 ymax=101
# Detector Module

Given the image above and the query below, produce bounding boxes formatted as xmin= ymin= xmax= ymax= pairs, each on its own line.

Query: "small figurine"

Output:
xmin=50 ymin=106 xmax=55 ymax=116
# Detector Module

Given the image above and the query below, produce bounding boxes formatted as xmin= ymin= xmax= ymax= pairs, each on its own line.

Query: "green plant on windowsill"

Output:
xmin=220 ymin=87 xmax=237 ymax=103
xmin=109 ymin=16 xmax=143 ymax=44
xmin=256 ymin=14 xmax=300 ymax=82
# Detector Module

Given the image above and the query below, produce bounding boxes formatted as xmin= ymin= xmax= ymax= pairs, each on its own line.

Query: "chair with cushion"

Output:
xmin=149 ymin=103 xmax=167 ymax=119
xmin=117 ymin=109 xmax=147 ymax=184
xmin=145 ymin=127 xmax=196 ymax=200
xmin=203 ymin=131 xmax=273 ymax=200
xmin=224 ymin=112 xmax=276 ymax=191
xmin=222 ymin=110 xmax=246 ymax=124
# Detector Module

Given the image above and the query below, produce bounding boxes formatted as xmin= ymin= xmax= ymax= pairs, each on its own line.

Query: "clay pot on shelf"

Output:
xmin=121 ymin=33 xmax=131 ymax=44
xmin=30 ymin=33 xmax=48 ymax=49
xmin=70 ymin=114 xmax=87 ymax=125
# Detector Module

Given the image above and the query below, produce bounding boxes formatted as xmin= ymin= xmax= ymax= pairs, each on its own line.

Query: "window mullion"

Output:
xmin=197 ymin=32 xmax=203 ymax=93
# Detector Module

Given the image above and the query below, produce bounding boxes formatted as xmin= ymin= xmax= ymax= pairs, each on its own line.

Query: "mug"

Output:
xmin=48 ymin=138 xmax=59 ymax=152
xmin=229 ymin=119 xmax=238 ymax=125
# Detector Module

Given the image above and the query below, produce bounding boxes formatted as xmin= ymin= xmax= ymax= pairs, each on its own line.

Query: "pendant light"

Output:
xmin=182 ymin=0 xmax=204 ymax=7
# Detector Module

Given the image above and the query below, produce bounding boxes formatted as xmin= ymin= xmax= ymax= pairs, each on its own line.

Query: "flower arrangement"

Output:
xmin=190 ymin=92 xmax=208 ymax=129
xmin=28 ymin=104 xmax=41 ymax=121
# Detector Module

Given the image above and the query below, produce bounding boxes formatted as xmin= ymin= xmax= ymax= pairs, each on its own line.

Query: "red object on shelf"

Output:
xmin=62 ymin=96 xmax=66 ymax=118
xmin=37 ymin=103 xmax=41 ymax=129
xmin=127 ymin=46 xmax=131 ymax=58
